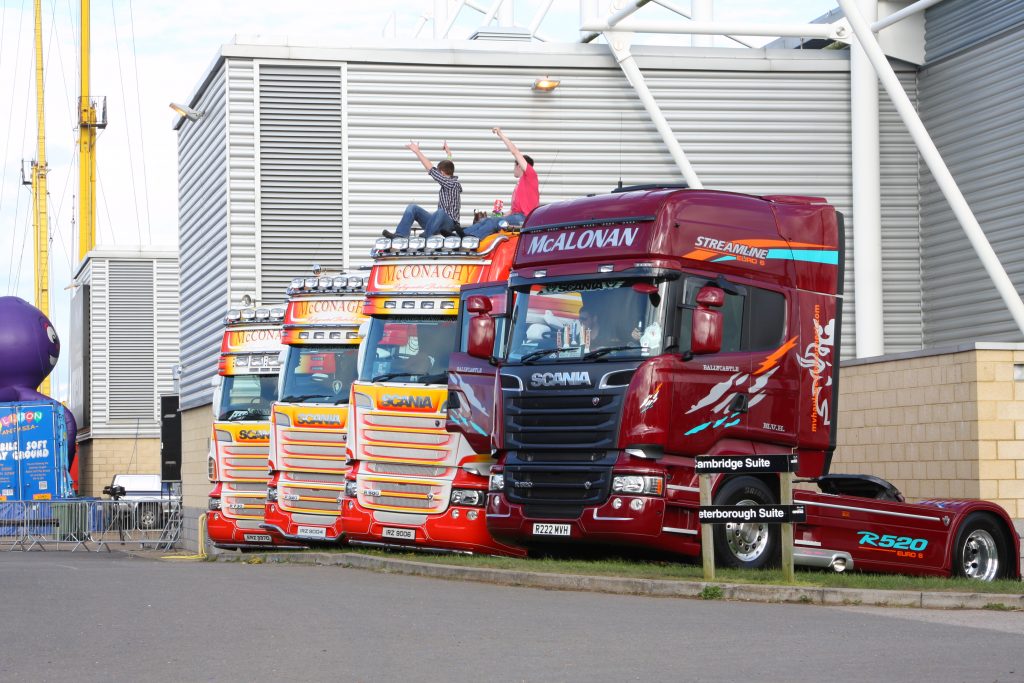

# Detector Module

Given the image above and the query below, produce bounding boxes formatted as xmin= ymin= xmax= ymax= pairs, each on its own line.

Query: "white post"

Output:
xmin=497 ymin=0 xmax=513 ymax=26
xmin=606 ymin=33 xmax=703 ymax=188
xmin=838 ymin=0 xmax=1024 ymax=337
xmin=580 ymin=0 xmax=601 ymax=41
xmin=691 ymin=0 xmax=713 ymax=48
xmin=851 ymin=0 xmax=884 ymax=358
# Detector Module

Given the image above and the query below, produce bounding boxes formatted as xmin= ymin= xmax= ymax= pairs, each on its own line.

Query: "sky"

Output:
xmin=0 ymin=0 xmax=837 ymax=399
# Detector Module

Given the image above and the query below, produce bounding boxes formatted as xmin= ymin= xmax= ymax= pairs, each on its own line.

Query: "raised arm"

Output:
xmin=492 ymin=127 xmax=528 ymax=171
xmin=406 ymin=141 xmax=434 ymax=172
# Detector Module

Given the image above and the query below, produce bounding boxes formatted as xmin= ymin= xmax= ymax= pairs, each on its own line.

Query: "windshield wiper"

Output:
xmin=582 ymin=344 xmax=643 ymax=361
xmin=280 ymin=394 xmax=328 ymax=403
xmin=370 ymin=372 xmax=417 ymax=383
xmin=333 ymin=397 xmax=350 ymax=405
xmin=519 ymin=346 xmax=583 ymax=363
xmin=417 ymin=372 xmax=449 ymax=385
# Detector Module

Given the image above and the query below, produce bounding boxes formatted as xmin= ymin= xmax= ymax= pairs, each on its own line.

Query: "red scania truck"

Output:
xmin=342 ymin=232 xmax=524 ymax=555
xmin=207 ymin=307 xmax=298 ymax=549
xmin=469 ymin=185 xmax=1019 ymax=580
xmin=261 ymin=272 xmax=367 ymax=544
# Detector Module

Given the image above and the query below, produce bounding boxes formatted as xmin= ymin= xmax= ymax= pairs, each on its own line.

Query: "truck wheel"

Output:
xmin=137 ymin=504 xmax=160 ymax=530
xmin=952 ymin=513 xmax=1011 ymax=581
xmin=712 ymin=476 xmax=779 ymax=570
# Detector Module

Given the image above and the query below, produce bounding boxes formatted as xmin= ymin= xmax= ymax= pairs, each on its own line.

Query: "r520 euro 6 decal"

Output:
xmin=857 ymin=531 xmax=928 ymax=551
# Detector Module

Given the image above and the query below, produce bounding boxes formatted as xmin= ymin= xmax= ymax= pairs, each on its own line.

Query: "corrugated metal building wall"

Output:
xmin=919 ymin=1 xmax=1024 ymax=346
xmin=76 ymin=250 xmax=180 ymax=437
xmin=175 ymin=41 xmax=922 ymax=409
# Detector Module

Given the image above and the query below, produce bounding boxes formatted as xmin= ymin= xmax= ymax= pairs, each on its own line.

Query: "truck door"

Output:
xmin=447 ymin=284 xmax=509 ymax=455
xmin=667 ymin=276 xmax=751 ymax=457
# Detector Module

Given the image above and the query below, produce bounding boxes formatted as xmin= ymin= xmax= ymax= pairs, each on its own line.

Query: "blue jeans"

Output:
xmin=464 ymin=212 xmax=525 ymax=238
xmin=393 ymin=204 xmax=456 ymax=238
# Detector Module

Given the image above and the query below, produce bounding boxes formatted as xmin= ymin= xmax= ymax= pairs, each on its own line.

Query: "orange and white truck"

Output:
xmin=342 ymin=233 xmax=524 ymax=555
xmin=261 ymin=272 xmax=367 ymax=543
xmin=207 ymin=307 xmax=297 ymax=549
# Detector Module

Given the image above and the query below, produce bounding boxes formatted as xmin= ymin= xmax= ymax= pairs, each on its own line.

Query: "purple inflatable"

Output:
xmin=0 ymin=296 xmax=78 ymax=470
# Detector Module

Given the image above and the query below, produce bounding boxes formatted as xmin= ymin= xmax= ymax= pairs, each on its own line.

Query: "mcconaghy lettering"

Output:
xmin=527 ymin=227 xmax=639 ymax=255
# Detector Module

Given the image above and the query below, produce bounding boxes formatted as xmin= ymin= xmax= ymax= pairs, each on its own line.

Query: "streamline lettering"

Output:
xmin=527 ymin=227 xmax=639 ymax=255
xmin=695 ymin=236 xmax=769 ymax=260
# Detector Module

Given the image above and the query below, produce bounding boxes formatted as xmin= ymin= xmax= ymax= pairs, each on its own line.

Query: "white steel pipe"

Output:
xmin=529 ymin=0 xmax=556 ymax=36
xmin=872 ymin=0 xmax=945 ymax=32
xmin=838 ymin=0 xmax=1024 ymax=336
xmin=433 ymin=0 xmax=448 ymax=38
xmin=581 ymin=0 xmax=651 ymax=43
xmin=851 ymin=0 xmax=884 ymax=358
xmin=441 ymin=0 xmax=469 ymax=38
xmin=607 ymin=35 xmax=703 ymax=188
xmin=582 ymin=19 xmax=839 ymax=39
xmin=691 ymin=0 xmax=714 ymax=48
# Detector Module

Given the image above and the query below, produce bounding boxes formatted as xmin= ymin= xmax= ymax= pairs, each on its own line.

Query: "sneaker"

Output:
xmin=381 ymin=229 xmax=397 ymax=239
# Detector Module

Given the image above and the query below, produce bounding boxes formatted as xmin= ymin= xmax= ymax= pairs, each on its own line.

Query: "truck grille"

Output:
xmin=503 ymin=467 xmax=610 ymax=506
xmin=504 ymin=391 xmax=622 ymax=450
xmin=221 ymin=482 xmax=268 ymax=521
xmin=356 ymin=475 xmax=449 ymax=514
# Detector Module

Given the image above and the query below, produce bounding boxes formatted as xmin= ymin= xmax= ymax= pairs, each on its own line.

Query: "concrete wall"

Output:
xmin=178 ymin=405 xmax=213 ymax=551
xmin=835 ymin=344 xmax=1024 ymax=519
xmin=78 ymin=438 xmax=161 ymax=497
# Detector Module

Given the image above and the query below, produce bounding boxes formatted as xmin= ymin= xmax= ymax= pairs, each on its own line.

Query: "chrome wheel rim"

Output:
xmin=723 ymin=497 xmax=769 ymax=562
xmin=961 ymin=529 xmax=999 ymax=581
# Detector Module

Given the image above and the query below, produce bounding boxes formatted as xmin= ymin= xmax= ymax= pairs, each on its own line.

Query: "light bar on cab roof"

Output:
xmin=286 ymin=272 xmax=368 ymax=295
xmin=223 ymin=306 xmax=285 ymax=325
xmin=371 ymin=234 xmax=490 ymax=257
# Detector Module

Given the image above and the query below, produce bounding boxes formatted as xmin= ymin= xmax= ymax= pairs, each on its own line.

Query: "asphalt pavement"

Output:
xmin=0 ymin=552 xmax=1021 ymax=682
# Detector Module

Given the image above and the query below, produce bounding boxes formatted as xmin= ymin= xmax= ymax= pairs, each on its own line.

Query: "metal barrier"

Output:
xmin=0 ymin=499 xmax=183 ymax=552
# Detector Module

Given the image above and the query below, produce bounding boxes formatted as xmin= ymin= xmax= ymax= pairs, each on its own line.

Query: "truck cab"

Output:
xmin=342 ymin=232 xmax=524 ymax=555
xmin=475 ymin=186 xmax=1018 ymax=580
xmin=206 ymin=307 xmax=296 ymax=548
xmin=261 ymin=272 xmax=367 ymax=544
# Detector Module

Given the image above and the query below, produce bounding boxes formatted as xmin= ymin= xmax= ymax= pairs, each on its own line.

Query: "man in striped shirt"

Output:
xmin=383 ymin=141 xmax=462 ymax=239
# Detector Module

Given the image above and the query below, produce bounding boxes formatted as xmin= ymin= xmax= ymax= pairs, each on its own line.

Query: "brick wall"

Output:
xmin=835 ymin=344 xmax=1024 ymax=519
xmin=78 ymin=438 xmax=162 ymax=497
xmin=178 ymin=405 xmax=214 ymax=551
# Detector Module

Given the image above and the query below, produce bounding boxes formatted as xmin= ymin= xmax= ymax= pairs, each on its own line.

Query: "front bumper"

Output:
xmin=206 ymin=511 xmax=304 ymax=549
xmin=261 ymin=502 xmax=345 ymax=544
xmin=341 ymin=497 xmax=526 ymax=557
xmin=486 ymin=492 xmax=698 ymax=556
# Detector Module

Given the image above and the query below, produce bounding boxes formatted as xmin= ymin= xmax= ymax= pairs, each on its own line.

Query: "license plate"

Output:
xmin=244 ymin=534 xmax=272 ymax=543
xmin=297 ymin=526 xmax=327 ymax=540
xmin=532 ymin=523 xmax=571 ymax=536
xmin=382 ymin=527 xmax=416 ymax=541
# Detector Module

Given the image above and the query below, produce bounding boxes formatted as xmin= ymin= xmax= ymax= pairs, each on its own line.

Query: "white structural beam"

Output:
xmin=582 ymin=19 xmax=845 ymax=40
xmin=838 ymin=0 xmax=1024 ymax=336
xmin=581 ymin=0 xmax=651 ymax=43
xmin=851 ymin=0 xmax=884 ymax=358
xmin=872 ymin=0 xmax=945 ymax=32
xmin=691 ymin=0 xmax=714 ymax=48
xmin=606 ymin=31 xmax=703 ymax=188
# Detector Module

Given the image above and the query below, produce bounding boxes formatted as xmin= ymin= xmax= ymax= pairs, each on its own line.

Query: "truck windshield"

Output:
xmin=506 ymin=279 xmax=668 ymax=364
xmin=358 ymin=316 xmax=458 ymax=384
xmin=280 ymin=345 xmax=359 ymax=404
xmin=217 ymin=374 xmax=279 ymax=420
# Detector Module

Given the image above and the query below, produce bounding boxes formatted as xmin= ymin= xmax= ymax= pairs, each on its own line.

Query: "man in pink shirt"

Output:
xmin=459 ymin=127 xmax=539 ymax=238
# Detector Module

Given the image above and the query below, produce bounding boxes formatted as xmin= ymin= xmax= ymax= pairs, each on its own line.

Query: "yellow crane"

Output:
xmin=78 ymin=0 xmax=102 ymax=262
xmin=29 ymin=0 xmax=50 ymax=395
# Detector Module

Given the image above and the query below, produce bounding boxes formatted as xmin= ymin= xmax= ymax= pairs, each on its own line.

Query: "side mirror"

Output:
xmin=466 ymin=295 xmax=492 ymax=315
xmin=691 ymin=285 xmax=724 ymax=355
xmin=467 ymin=315 xmax=496 ymax=360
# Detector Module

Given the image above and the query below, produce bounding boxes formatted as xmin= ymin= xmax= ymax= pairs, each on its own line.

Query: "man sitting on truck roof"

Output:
xmin=382 ymin=140 xmax=462 ymax=240
xmin=456 ymin=127 xmax=539 ymax=239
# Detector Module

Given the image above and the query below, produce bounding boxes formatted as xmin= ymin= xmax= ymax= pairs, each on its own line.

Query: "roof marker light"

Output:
xmin=225 ymin=309 xmax=242 ymax=322
xmin=425 ymin=235 xmax=444 ymax=251
xmin=270 ymin=308 xmax=285 ymax=319
xmin=440 ymin=301 xmax=456 ymax=310
xmin=333 ymin=276 xmax=346 ymax=289
xmin=290 ymin=278 xmax=304 ymax=290
xmin=443 ymin=235 xmax=461 ymax=250
xmin=461 ymin=236 xmax=480 ymax=250
xmin=534 ymin=270 xmax=546 ymax=278
xmin=255 ymin=308 xmax=270 ymax=320
xmin=241 ymin=309 xmax=256 ymax=320
xmin=347 ymin=276 xmax=364 ymax=289
xmin=375 ymin=237 xmax=392 ymax=252
xmin=318 ymin=277 xmax=332 ymax=289
xmin=391 ymin=237 xmax=409 ymax=251
xmin=599 ymin=264 xmax=614 ymax=273
xmin=409 ymin=237 xmax=426 ymax=251
xmin=304 ymin=277 xmax=318 ymax=290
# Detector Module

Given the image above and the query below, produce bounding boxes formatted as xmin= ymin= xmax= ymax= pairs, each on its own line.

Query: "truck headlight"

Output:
xmin=488 ymin=474 xmax=505 ymax=492
xmin=345 ymin=480 xmax=358 ymax=498
xmin=611 ymin=475 xmax=664 ymax=496
xmin=450 ymin=489 xmax=485 ymax=506
xmin=208 ymin=497 xmax=221 ymax=511
xmin=266 ymin=488 xmax=278 ymax=503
